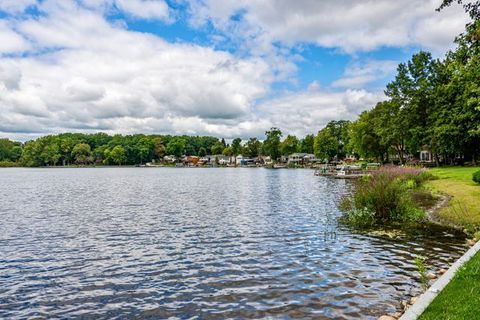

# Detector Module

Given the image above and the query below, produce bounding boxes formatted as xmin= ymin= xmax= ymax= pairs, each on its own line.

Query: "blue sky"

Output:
xmin=0 ymin=0 xmax=469 ymax=140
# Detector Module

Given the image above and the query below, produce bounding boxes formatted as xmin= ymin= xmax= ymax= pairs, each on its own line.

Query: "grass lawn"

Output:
xmin=419 ymin=250 xmax=480 ymax=320
xmin=427 ymin=167 xmax=480 ymax=231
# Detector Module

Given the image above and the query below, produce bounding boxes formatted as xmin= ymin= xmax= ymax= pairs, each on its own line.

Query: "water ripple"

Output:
xmin=0 ymin=168 xmax=467 ymax=319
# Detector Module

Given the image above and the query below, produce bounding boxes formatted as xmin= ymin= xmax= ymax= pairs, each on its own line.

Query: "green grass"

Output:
xmin=427 ymin=167 xmax=480 ymax=231
xmin=419 ymin=250 xmax=480 ymax=320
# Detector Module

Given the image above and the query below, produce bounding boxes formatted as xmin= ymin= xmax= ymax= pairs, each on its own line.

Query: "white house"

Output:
xmin=287 ymin=153 xmax=317 ymax=164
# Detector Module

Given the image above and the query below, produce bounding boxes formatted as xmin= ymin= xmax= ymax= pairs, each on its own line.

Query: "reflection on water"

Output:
xmin=0 ymin=168 xmax=467 ymax=319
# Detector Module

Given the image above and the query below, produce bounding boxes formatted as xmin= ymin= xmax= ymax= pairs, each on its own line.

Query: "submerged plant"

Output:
xmin=414 ymin=255 xmax=429 ymax=292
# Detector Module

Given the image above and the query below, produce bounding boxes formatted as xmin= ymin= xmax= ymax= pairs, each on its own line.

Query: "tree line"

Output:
xmin=0 ymin=130 xmax=315 ymax=166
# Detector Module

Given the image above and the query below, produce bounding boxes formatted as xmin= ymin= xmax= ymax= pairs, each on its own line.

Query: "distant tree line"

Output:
xmin=0 ymin=130 xmax=317 ymax=167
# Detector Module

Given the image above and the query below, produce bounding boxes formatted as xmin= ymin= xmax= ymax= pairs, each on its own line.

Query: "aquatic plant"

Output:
xmin=340 ymin=166 xmax=430 ymax=227
xmin=414 ymin=255 xmax=429 ymax=292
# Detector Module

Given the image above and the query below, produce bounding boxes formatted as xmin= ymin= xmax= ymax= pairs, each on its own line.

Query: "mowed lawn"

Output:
xmin=420 ymin=167 xmax=480 ymax=319
xmin=428 ymin=167 xmax=480 ymax=230
xmin=419 ymin=250 xmax=480 ymax=320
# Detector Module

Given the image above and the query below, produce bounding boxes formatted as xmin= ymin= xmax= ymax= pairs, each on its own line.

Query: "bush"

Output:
xmin=340 ymin=166 xmax=429 ymax=226
xmin=0 ymin=160 xmax=17 ymax=167
xmin=473 ymin=170 xmax=480 ymax=185
xmin=340 ymin=207 xmax=376 ymax=228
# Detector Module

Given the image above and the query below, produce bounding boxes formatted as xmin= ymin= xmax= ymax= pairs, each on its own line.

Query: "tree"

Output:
xmin=348 ymin=110 xmax=387 ymax=162
xmin=298 ymin=134 xmax=314 ymax=154
xmin=263 ymin=127 xmax=282 ymax=161
xmin=211 ymin=141 xmax=224 ymax=155
xmin=152 ymin=137 xmax=166 ymax=160
xmin=231 ymin=138 xmax=242 ymax=155
xmin=198 ymin=147 xmax=207 ymax=157
xmin=244 ymin=138 xmax=262 ymax=158
xmin=314 ymin=128 xmax=337 ymax=162
xmin=108 ymin=145 xmax=127 ymax=165
xmin=314 ymin=121 xmax=351 ymax=162
xmin=41 ymin=144 xmax=60 ymax=166
xmin=72 ymin=143 xmax=92 ymax=165
xmin=231 ymin=138 xmax=242 ymax=166
xmin=438 ymin=0 xmax=480 ymax=20
xmin=280 ymin=135 xmax=299 ymax=156
xmin=385 ymin=51 xmax=436 ymax=157
xmin=166 ymin=137 xmax=185 ymax=157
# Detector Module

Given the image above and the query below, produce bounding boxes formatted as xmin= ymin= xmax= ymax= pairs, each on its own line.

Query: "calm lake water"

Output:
xmin=0 ymin=168 xmax=468 ymax=319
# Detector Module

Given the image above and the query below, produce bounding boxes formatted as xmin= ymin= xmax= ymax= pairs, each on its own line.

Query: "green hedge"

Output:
xmin=473 ymin=170 xmax=480 ymax=184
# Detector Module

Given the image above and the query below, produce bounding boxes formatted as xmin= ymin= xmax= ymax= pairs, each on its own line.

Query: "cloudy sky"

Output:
xmin=0 ymin=0 xmax=470 ymax=141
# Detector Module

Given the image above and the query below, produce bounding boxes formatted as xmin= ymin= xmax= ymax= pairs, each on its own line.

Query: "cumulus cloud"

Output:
xmin=0 ymin=0 xmax=36 ymax=14
xmin=0 ymin=0 xmax=275 ymax=139
xmin=187 ymin=0 xmax=469 ymax=54
xmin=257 ymin=89 xmax=385 ymax=137
xmin=332 ymin=60 xmax=399 ymax=89
xmin=0 ymin=0 xmax=470 ymax=141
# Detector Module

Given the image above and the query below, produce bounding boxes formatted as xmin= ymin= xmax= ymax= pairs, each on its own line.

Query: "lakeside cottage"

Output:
xmin=287 ymin=153 xmax=318 ymax=164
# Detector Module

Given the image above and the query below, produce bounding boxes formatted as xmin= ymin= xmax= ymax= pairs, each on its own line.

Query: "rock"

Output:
xmin=427 ymin=272 xmax=437 ymax=280
xmin=439 ymin=268 xmax=447 ymax=275
xmin=466 ymin=239 xmax=477 ymax=246
xmin=378 ymin=316 xmax=396 ymax=320
xmin=410 ymin=296 xmax=418 ymax=305
xmin=401 ymin=300 xmax=409 ymax=310
xmin=393 ymin=312 xmax=403 ymax=318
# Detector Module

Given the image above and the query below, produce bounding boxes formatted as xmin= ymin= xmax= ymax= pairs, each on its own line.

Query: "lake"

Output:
xmin=0 ymin=168 xmax=468 ymax=319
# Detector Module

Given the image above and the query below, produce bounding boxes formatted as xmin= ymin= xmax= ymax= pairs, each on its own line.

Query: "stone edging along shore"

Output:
xmin=399 ymin=240 xmax=480 ymax=320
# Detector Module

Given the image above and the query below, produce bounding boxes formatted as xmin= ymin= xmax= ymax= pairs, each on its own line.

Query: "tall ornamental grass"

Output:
xmin=340 ymin=166 xmax=432 ymax=227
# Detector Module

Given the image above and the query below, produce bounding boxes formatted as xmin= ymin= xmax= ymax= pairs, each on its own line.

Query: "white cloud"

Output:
xmin=257 ymin=89 xmax=385 ymax=137
xmin=76 ymin=0 xmax=172 ymax=21
xmin=0 ymin=0 xmax=36 ymax=14
xmin=0 ymin=21 xmax=30 ymax=53
xmin=187 ymin=0 xmax=469 ymax=54
xmin=332 ymin=60 xmax=398 ymax=89
xmin=0 ymin=0 xmax=470 ymax=141
xmin=0 ymin=0 xmax=274 ymax=140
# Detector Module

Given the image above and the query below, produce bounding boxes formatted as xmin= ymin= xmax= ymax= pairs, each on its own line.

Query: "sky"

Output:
xmin=0 ymin=0 xmax=470 ymax=141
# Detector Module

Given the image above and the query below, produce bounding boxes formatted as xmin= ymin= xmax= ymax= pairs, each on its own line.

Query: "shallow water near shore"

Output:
xmin=0 ymin=168 xmax=468 ymax=319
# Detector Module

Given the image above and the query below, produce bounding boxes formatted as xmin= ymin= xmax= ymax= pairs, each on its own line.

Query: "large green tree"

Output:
xmin=72 ymin=143 xmax=92 ymax=165
xmin=263 ymin=128 xmax=282 ymax=161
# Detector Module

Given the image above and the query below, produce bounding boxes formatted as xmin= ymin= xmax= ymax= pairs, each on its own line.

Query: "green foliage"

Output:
xmin=280 ymin=135 xmax=299 ymax=156
xmin=0 ymin=138 xmax=22 ymax=162
xmin=231 ymin=138 xmax=242 ymax=156
xmin=340 ymin=207 xmax=376 ymax=228
xmin=473 ymin=170 xmax=480 ymax=184
xmin=0 ymin=160 xmax=17 ymax=167
xmin=414 ymin=255 xmax=429 ymax=292
xmin=107 ymin=145 xmax=127 ymax=165
xmin=166 ymin=137 xmax=186 ymax=157
xmin=72 ymin=143 xmax=92 ymax=165
xmin=244 ymin=138 xmax=262 ymax=158
xmin=298 ymin=134 xmax=314 ymax=154
xmin=314 ymin=120 xmax=350 ymax=162
xmin=263 ymin=127 xmax=282 ymax=161
xmin=211 ymin=141 xmax=225 ymax=155
xmin=341 ymin=167 xmax=430 ymax=226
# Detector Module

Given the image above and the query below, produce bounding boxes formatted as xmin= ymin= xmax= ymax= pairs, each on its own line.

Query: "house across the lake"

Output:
xmin=287 ymin=153 xmax=318 ymax=164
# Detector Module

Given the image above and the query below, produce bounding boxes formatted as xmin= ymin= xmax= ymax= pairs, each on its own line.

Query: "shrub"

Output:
xmin=340 ymin=207 xmax=376 ymax=228
xmin=473 ymin=170 xmax=480 ymax=185
xmin=340 ymin=166 xmax=429 ymax=226
xmin=0 ymin=160 xmax=17 ymax=167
